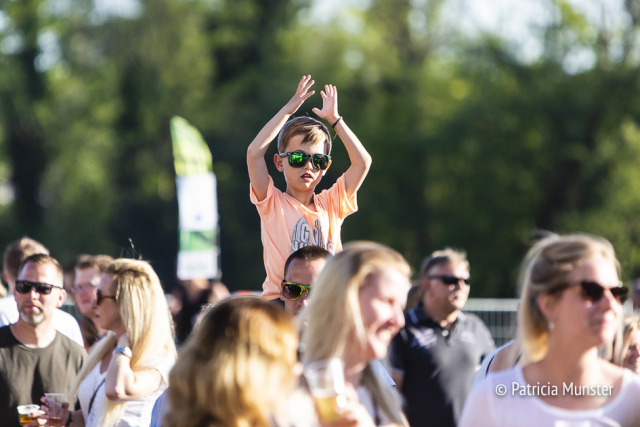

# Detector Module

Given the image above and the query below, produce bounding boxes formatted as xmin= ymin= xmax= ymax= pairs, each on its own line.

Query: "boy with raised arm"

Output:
xmin=248 ymin=75 xmax=372 ymax=299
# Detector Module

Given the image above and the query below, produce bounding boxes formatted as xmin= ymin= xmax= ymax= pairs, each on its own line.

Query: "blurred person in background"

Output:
xmin=622 ymin=315 xmax=640 ymax=374
xmin=164 ymin=297 xmax=298 ymax=427
xmin=460 ymin=234 xmax=640 ymax=426
xmin=0 ymin=273 xmax=6 ymax=298
xmin=631 ymin=279 xmax=640 ymax=312
xmin=0 ymin=237 xmax=83 ymax=346
xmin=64 ymin=260 xmax=78 ymax=306
xmin=611 ymin=314 xmax=640 ymax=375
xmin=300 ymin=241 xmax=410 ymax=426
xmin=72 ymin=254 xmax=113 ymax=352
xmin=389 ymin=248 xmax=494 ymax=427
xmin=170 ymin=278 xmax=229 ymax=345
xmin=404 ymin=282 xmax=422 ymax=312
xmin=0 ymin=254 xmax=85 ymax=427
xmin=43 ymin=259 xmax=176 ymax=427
xmin=209 ymin=280 xmax=230 ymax=304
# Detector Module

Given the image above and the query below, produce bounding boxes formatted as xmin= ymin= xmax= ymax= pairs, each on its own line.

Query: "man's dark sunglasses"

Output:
xmin=428 ymin=275 xmax=471 ymax=286
xmin=15 ymin=280 xmax=62 ymax=295
xmin=278 ymin=151 xmax=331 ymax=170
xmin=96 ymin=288 xmax=117 ymax=305
xmin=561 ymin=281 xmax=629 ymax=304
xmin=281 ymin=281 xmax=312 ymax=301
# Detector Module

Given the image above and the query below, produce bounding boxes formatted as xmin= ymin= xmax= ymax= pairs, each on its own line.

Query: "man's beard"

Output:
xmin=19 ymin=307 xmax=46 ymax=326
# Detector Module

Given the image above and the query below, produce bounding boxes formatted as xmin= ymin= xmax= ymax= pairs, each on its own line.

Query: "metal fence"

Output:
xmin=463 ymin=298 xmax=519 ymax=347
xmin=62 ymin=297 xmax=522 ymax=347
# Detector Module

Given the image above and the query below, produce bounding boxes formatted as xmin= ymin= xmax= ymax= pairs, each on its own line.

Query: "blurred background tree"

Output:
xmin=1 ymin=0 xmax=640 ymax=296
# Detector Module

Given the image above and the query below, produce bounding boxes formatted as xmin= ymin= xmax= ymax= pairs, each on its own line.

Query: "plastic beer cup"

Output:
xmin=304 ymin=358 xmax=347 ymax=423
xmin=17 ymin=404 xmax=40 ymax=426
xmin=44 ymin=393 xmax=67 ymax=426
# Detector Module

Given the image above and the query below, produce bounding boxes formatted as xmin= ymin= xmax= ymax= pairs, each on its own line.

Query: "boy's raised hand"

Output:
xmin=312 ymin=85 xmax=340 ymax=124
xmin=284 ymin=75 xmax=315 ymax=115
xmin=247 ymin=75 xmax=316 ymax=203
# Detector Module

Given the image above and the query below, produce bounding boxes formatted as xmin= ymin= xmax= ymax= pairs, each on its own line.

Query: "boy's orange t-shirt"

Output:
xmin=250 ymin=174 xmax=358 ymax=299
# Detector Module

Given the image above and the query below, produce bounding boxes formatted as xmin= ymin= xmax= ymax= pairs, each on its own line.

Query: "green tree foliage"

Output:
xmin=2 ymin=0 xmax=640 ymax=296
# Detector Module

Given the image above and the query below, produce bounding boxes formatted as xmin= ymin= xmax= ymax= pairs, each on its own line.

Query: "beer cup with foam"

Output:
xmin=304 ymin=358 xmax=347 ymax=423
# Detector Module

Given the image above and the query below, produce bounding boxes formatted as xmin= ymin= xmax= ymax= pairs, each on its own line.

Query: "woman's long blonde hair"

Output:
xmin=67 ymin=259 xmax=177 ymax=426
xmin=517 ymin=234 xmax=620 ymax=365
xmin=300 ymin=241 xmax=410 ymax=425
xmin=164 ymin=297 xmax=298 ymax=427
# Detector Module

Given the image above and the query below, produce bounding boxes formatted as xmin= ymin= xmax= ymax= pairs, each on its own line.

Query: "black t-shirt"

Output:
xmin=389 ymin=304 xmax=495 ymax=427
xmin=0 ymin=325 xmax=86 ymax=426
xmin=172 ymin=286 xmax=210 ymax=345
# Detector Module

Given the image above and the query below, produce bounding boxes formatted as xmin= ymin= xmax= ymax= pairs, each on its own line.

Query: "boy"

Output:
xmin=248 ymin=75 xmax=372 ymax=299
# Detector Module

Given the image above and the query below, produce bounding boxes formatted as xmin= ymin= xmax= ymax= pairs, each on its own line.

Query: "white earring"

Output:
xmin=549 ymin=320 xmax=555 ymax=330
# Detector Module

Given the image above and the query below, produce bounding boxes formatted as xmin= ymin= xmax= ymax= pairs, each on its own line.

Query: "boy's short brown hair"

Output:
xmin=277 ymin=117 xmax=332 ymax=155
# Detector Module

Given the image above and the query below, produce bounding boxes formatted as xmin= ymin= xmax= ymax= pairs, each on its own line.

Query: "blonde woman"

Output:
xmin=300 ymin=241 xmax=410 ymax=426
xmin=163 ymin=297 xmax=299 ymax=427
xmin=43 ymin=259 xmax=176 ymax=427
xmin=460 ymin=234 xmax=640 ymax=426
xmin=613 ymin=314 xmax=640 ymax=374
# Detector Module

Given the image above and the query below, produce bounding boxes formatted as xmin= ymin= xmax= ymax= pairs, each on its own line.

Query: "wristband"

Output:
xmin=65 ymin=410 xmax=73 ymax=427
xmin=331 ymin=116 xmax=343 ymax=128
xmin=113 ymin=346 xmax=132 ymax=358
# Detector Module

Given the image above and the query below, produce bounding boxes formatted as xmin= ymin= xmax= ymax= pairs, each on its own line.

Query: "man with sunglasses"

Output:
xmin=248 ymin=75 xmax=372 ymax=300
xmin=389 ymin=248 xmax=495 ymax=427
xmin=280 ymin=245 xmax=332 ymax=316
xmin=0 ymin=237 xmax=83 ymax=347
xmin=0 ymin=254 xmax=85 ymax=427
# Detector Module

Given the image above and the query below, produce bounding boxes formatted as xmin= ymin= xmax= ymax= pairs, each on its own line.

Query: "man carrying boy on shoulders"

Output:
xmin=247 ymin=75 xmax=372 ymax=299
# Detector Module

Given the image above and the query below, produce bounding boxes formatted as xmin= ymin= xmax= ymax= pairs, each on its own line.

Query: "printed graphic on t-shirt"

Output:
xmin=411 ymin=328 xmax=437 ymax=349
xmin=460 ymin=330 xmax=477 ymax=344
xmin=290 ymin=217 xmax=333 ymax=253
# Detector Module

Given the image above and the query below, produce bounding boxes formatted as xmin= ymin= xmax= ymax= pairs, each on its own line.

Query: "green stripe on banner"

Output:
xmin=170 ymin=116 xmax=212 ymax=176
xmin=180 ymin=230 xmax=216 ymax=252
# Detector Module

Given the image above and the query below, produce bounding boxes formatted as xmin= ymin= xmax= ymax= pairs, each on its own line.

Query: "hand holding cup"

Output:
xmin=40 ymin=394 xmax=70 ymax=426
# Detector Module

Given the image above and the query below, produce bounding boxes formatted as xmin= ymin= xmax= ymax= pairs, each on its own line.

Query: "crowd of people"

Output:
xmin=2 ymin=75 xmax=640 ymax=427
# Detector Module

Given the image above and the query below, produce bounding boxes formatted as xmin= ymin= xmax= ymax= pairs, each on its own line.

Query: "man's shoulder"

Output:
xmin=52 ymin=308 xmax=84 ymax=346
xmin=391 ymin=308 xmax=433 ymax=347
xmin=0 ymin=296 xmax=15 ymax=309
xmin=53 ymin=331 xmax=86 ymax=356
xmin=403 ymin=307 xmax=423 ymax=326
xmin=0 ymin=324 xmax=16 ymax=346
xmin=459 ymin=312 xmax=490 ymax=331
xmin=52 ymin=307 xmax=79 ymax=324
xmin=457 ymin=312 xmax=495 ymax=351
